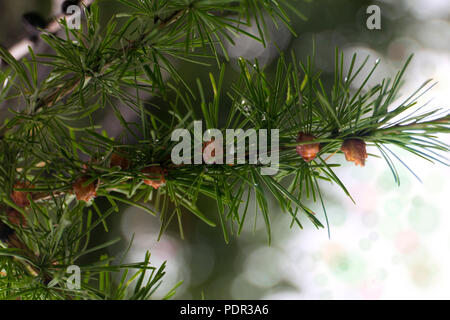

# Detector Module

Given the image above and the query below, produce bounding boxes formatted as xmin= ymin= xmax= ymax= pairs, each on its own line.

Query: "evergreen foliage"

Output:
xmin=0 ymin=0 xmax=448 ymax=299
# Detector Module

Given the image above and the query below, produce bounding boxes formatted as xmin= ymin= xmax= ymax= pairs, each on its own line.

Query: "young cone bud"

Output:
xmin=296 ymin=132 xmax=321 ymax=162
xmin=341 ymin=139 xmax=368 ymax=167
xmin=110 ymin=153 xmax=130 ymax=170
xmin=142 ymin=166 xmax=166 ymax=189
xmin=73 ymin=176 xmax=97 ymax=202
xmin=11 ymin=182 xmax=34 ymax=207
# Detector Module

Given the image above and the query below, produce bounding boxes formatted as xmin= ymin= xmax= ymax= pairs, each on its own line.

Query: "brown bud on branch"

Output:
xmin=73 ymin=176 xmax=98 ymax=202
xmin=142 ymin=166 xmax=167 ymax=190
xmin=296 ymin=132 xmax=321 ymax=162
xmin=341 ymin=139 xmax=368 ymax=167
xmin=110 ymin=153 xmax=130 ymax=170
xmin=11 ymin=182 xmax=35 ymax=208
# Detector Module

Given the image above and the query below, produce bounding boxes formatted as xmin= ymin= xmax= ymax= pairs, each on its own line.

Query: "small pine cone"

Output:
xmin=142 ymin=166 xmax=166 ymax=189
xmin=73 ymin=176 xmax=97 ymax=202
xmin=296 ymin=132 xmax=321 ymax=162
xmin=341 ymin=139 xmax=368 ymax=167
xmin=7 ymin=209 xmax=27 ymax=227
xmin=110 ymin=153 xmax=130 ymax=170
xmin=11 ymin=182 xmax=34 ymax=207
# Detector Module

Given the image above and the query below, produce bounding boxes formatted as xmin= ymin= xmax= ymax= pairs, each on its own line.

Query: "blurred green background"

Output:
xmin=1 ymin=0 xmax=449 ymax=299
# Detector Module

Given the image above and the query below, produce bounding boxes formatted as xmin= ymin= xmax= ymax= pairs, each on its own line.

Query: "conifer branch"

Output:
xmin=0 ymin=0 xmax=448 ymax=300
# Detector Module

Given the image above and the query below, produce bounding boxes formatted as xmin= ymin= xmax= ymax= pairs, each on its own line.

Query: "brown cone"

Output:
xmin=142 ymin=166 xmax=166 ymax=190
xmin=110 ymin=153 xmax=130 ymax=170
xmin=296 ymin=132 xmax=321 ymax=162
xmin=341 ymin=139 xmax=368 ymax=167
xmin=11 ymin=182 xmax=34 ymax=208
xmin=73 ymin=176 xmax=97 ymax=202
